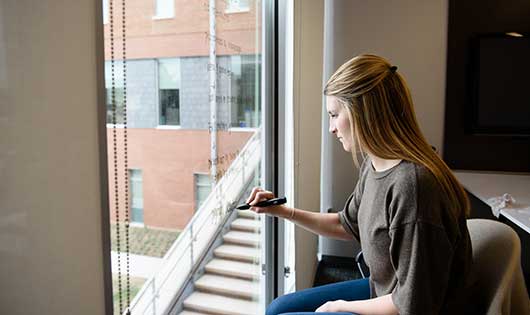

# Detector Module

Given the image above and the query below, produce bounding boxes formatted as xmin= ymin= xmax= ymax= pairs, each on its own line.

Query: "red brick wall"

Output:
xmin=104 ymin=1 xmax=260 ymax=231
xmin=107 ymin=128 xmax=253 ymax=230
xmin=104 ymin=0 xmax=261 ymax=60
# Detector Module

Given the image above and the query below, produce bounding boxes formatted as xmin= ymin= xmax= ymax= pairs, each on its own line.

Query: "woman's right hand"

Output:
xmin=246 ymin=187 xmax=290 ymax=218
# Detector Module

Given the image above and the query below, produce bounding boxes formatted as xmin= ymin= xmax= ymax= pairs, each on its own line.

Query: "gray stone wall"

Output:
xmin=107 ymin=56 xmax=242 ymax=130
xmin=180 ymin=55 xmax=232 ymax=130
xmin=180 ymin=56 xmax=209 ymax=129
xmin=126 ymin=59 xmax=158 ymax=128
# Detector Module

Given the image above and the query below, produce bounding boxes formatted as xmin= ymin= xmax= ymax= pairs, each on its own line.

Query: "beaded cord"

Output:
xmin=110 ymin=0 xmax=131 ymax=314
xmin=121 ymin=0 xmax=131 ymax=312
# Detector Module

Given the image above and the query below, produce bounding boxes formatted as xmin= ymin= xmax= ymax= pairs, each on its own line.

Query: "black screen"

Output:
xmin=472 ymin=35 xmax=530 ymax=134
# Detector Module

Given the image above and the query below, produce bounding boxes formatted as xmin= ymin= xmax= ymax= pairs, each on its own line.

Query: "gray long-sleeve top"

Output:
xmin=339 ymin=157 xmax=473 ymax=315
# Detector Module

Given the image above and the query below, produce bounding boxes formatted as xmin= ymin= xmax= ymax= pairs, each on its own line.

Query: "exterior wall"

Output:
xmin=104 ymin=0 xmax=260 ymax=231
xmin=128 ymin=59 xmax=158 ymax=128
xmin=180 ymin=56 xmax=210 ymax=129
xmin=109 ymin=56 xmax=238 ymax=129
xmin=107 ymin=129 xmax=253 ymax=230
xmin=180 ymin=55 xmax=232 ymax=130
xmin=103 ymin=0 xmax=262 ymax=60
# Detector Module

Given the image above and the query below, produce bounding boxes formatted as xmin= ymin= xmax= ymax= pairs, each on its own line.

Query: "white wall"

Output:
xmin=292 ymin=0 xmax=325 ymax=290
xmin=0 ymin=1 xmax=109 ymax=314
xmin=320 ymin=0 xmax=449 ymax=257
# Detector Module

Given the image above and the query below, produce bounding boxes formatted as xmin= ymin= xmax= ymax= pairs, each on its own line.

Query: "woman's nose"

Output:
xmin=329 ymin=124 xmax=336 ymax=134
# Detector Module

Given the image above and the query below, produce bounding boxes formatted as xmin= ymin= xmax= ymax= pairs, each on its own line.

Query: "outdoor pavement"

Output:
xmin=111 ymin=251 xmax=163 ymax=279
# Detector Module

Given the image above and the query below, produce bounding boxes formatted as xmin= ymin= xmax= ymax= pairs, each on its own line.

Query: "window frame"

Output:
xmin=156 ymin=57 xmax=182 ymax=128
xmin=96 ymin=0 xmax=281 ymax=313
xmin=129 ymin=168 xmax=145 ymax=227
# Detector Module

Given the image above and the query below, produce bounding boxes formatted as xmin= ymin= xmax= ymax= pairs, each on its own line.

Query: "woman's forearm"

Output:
xmin=344 ymin=294 xmax=399 ymax=315
xmin=283 ymin=207 xmax=354 ymax=241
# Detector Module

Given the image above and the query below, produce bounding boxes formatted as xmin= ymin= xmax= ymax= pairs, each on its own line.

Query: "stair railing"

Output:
xmin=128 ymin=129 xmax=261 ymax=315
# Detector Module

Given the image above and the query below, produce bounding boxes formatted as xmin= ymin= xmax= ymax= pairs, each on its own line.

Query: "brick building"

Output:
xmin=105 ymin=0 xmax=261 ymax=230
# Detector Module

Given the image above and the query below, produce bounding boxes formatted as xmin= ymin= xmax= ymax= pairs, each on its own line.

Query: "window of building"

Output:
xmin=103 ymin=0 xmax=109 ymax=24
xmin=158 ymin=58 xmax=181 ymax=126
xmin=225 ymin=0 xmax=250 ymax=13
xmin=194 ymin=173 xmax=212 ymax=211
xmin=230 ymin=54 xmax=261 ymax=128
xmin=129 ymin=169 xmax=144 ymax=224
xmin=104 ymin=61 xmax=125 ymax=125
xmin=153 ymin=0 xmax=174 ymax=19
xmin=105 ymin=88 xmax=125 ymax=124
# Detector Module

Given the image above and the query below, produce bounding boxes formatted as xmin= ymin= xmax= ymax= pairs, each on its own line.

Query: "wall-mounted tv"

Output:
xmin=469 ymin=33 xmax=530 ymax=136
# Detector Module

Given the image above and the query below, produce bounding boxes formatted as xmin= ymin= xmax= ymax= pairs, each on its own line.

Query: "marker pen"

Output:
xmin=236 ymin=197 xmax=287 ymax=210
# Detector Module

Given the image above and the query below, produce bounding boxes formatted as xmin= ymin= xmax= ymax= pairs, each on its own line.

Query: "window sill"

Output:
xmin=225 ymin=8 xmax=250 ymax=14
xmin=106 ymin=123 xmax=126 ymax=128
xmin=156 ymin=125 xmax=182 ymax=130
xmin=228 ymin=126 xmax=258 ymax=132
xmin=152 ymin=15 xmax=174 ymax=20
xmin=129 ymin=222 xmax=145 ymax=228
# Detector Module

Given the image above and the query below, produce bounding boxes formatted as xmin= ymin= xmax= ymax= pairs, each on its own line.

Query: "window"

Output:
xmin=194 ymin=173 xmax=212 ymax=211
xmin=102 ymin=1 xmax=267 ymax=314
xmin=105 ymin=88 xmax=125 ymax=124
xmin=102 ymin=0 xmax=109 ymax=24
xmin=154 ymin=0 xmax=174 ymax=19
xmin=225 ymin=0 xmax=250 ymax=13
xmin=105 ymin=61 xmax=125 ymax=124
xmin=230 ymin=54 xmax=261 ymax=128
xmin=158 ymin=58 xmax=181 ymax=126
xmin=129 ymin=169 xmax=144 ymax=224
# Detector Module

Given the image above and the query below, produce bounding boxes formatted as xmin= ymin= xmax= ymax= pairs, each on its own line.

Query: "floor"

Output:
xmin=313 ymin=255 xmax=363 ymax=287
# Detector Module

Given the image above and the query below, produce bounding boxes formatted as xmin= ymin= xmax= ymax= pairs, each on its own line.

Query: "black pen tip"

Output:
xmin=236 ymin=203 xmax=250 ymax=210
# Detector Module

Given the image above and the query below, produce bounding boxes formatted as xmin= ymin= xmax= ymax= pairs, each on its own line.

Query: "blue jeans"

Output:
xmin=265 ymin=278 xmax=370 ymax=315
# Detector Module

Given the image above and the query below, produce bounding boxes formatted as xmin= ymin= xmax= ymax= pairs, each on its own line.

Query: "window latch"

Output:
xmin=284 ymin=266 xmax=291 ymax=278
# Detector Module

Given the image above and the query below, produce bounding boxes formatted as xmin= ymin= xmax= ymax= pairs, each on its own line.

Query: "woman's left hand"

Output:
xmin=315 ymin=300 xmax=348 ymax=313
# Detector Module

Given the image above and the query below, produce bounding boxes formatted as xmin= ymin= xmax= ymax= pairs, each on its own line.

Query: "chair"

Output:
xmin=467 ymin=219 xmax=530 ymax=314
xmin=354 ymin=219 xmax=530 ymax=314
xmin=355 ymin=250 xmax=369 ymax=279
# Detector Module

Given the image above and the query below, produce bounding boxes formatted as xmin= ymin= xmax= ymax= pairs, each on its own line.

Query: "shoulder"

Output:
xmin=390 ymin=159 xmax=430 ymax=180
xmin=389 ymin=160 xmax=439 ymax=195
xmin=387 ymin=161 xmax=446 ymax=228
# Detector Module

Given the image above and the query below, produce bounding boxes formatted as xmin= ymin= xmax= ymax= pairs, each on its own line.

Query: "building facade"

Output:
xmin=105 ymin=0 xmax=261 ymax=230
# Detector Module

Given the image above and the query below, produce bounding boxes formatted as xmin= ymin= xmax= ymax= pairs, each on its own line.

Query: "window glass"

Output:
xmin=130 ymin=169 xmax=144 ymax=224
xmin=159 ymin=58 xmax=181 ymax=126
xmin=155 ymin=0 xmax=174 ymax=18
xmin=103 ymin=1 xmax=265 ymax=314
xmin=104 ymin=61 xmax=125 ymax=124
xmin=103 ymin=0 xmax=109 ymax=24
xmin=194 ymin=173 xmax=212 ymax=211
xmin=106 ymin=88 xmax=125 ymax=124
xmin=231 ymin=54 xmax=261 ymax=128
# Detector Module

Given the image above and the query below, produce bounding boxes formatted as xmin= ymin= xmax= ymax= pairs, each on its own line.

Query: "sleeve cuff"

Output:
xmin=338 ymin=210 xmax=357 ymax=238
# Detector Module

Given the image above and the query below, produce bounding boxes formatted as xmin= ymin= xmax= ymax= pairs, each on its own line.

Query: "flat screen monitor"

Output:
xmin=470 ymin=34 xmax=530 ymax=135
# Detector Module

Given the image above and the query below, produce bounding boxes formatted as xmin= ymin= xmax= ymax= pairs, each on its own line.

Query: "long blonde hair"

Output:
xmin=324 ymin=54 xmax=470 ymax=218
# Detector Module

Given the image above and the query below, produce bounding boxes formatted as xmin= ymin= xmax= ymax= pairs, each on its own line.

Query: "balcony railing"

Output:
xmin=128 ymin=130 xmax=261 ymax=315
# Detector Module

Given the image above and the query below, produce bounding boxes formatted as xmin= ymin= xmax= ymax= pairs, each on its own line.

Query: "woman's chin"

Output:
xmin=342 ymin=143 xmax=351 ymax=152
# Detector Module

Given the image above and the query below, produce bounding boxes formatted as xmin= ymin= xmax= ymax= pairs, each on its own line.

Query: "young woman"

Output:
xmin=246 ymin=54 xmax=473 ymax=315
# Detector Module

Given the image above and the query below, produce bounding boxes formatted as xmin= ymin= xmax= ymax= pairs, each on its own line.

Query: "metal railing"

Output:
xmin=128 ymin=130 xmax=261 ymax=315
